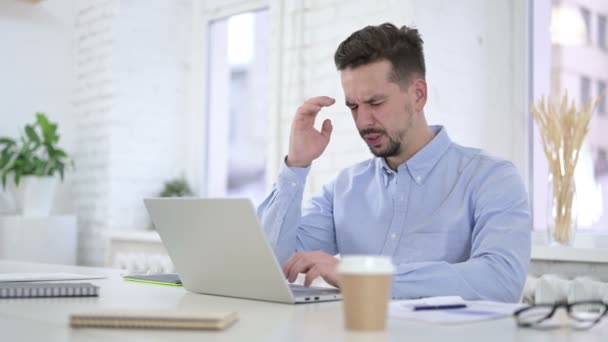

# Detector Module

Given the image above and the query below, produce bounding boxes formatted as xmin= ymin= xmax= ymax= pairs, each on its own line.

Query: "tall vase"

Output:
xmin=546 ymin=173 xmax=577 ymax=246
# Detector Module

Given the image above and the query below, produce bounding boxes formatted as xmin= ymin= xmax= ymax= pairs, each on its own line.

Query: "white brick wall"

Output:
xmin=73 ymin=0 xmax=192 ymax=265
xmin=73 ymin=0 xmax=117 ymax=265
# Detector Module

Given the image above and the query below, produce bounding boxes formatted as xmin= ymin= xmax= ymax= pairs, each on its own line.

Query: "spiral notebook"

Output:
xmin=70 ymin=310 xmax=239 ymax=330
xmin=0 ymin=282 xmax=99 ymax=298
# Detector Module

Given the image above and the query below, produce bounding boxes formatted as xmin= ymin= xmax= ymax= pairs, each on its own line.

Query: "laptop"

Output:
xmin=143 ymin=197 xmax=341 ymax=304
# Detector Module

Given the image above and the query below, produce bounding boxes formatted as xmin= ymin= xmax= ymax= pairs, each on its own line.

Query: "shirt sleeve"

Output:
xmin=257 ymin=157 xmax=338 ymax=265
xmin=391 ymin=161 xmax=532 ymax=302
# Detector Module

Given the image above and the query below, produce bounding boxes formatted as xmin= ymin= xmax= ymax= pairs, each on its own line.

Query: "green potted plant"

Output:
xmin=159 ymin=177 xmax=194 ymax=197
xmin=0 ymin=113 xmax=72 ymax=216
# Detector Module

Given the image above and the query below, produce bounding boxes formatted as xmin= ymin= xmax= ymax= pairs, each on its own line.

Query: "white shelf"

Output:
xmin=531 ymin=245 xmax=608 ymax=263
xmin=530 ymin=230 xmax=608 ymax=263
xmin=105 ymin=230 xmax=161 ymax=243
xmin=103 ymin=229 xmax=608 ymax=264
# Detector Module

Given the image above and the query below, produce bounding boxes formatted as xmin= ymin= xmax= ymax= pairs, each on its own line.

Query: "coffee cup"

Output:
xmin=337 ymin=255 xmax=394 ymax=331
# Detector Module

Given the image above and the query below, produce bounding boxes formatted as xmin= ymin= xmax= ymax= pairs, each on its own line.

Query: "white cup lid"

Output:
xmin=337 ymin=255 xmax=395 ymax=275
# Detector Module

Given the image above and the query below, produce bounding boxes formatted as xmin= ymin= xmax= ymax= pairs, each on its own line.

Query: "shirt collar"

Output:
xmin=379 ymin=158 xmax=395 ymax=187
xmin=378 ymin=125 xmax=452 ymax=185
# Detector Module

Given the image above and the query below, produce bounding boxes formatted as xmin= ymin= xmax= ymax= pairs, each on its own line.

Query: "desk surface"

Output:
xmin=0 ymin=260 xmax=606 ymax=342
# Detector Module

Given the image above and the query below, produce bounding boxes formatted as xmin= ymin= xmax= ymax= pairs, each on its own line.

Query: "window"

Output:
xmin=532 ymin=2 xmax=608 ymax=232
xmin=599 ymin=14 xmax=607 ymax=50
xmin=599 ymin=81 xmax=607 ymax=115
xmin=206 ymin=10 xmax=270 ymax=205
xmin=580 ymin=6 xmax=592 ymax=44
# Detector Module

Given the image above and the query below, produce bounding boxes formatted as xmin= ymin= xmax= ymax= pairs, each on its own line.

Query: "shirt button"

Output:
xmin=415 ymin=175 xmax=422 ymax=183
xmin=291 ymin=181 xmax=297 ymax=187
xmin=391 ymin=233 xmax=397 ymax=240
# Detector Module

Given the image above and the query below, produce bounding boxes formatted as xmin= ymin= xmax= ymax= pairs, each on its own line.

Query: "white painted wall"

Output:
xmin=416 ymin=0 xmax=529 ymax=177
xmin=0 ymin=0 xmax=75 ymax=214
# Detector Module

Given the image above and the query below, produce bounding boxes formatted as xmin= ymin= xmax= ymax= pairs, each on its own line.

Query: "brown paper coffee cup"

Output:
xmin=337 ymin=256 xmax=394 ymax=331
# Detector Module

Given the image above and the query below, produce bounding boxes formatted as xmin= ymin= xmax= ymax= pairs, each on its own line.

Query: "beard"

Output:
xmin=359 ymin=127 xmax=405 ymax=158
xmin=359 ymin=103 xmax=415 ymax=158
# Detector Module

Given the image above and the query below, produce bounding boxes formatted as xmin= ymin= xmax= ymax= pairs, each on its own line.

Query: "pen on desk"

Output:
xmin=412 ymin=304 xmax=467 ymax=311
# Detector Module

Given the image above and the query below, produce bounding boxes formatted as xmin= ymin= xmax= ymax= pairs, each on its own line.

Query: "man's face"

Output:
xmin=340 ymin=60 xmax=419 ymax=158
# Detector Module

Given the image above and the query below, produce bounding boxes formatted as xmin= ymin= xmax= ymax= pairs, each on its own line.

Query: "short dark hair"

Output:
xmin=334 ymin=23 xmax=426 ymax=85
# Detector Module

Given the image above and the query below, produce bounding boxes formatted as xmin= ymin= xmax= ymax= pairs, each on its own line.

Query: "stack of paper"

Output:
xmin=0 ymin=273 xmax=106 ymax=282
xmin=389 ymin=296 xmax=526 ymax=324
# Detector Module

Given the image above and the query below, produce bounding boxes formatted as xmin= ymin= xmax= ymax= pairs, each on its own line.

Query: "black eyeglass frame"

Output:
xmin=513 ymin=300 xmax=608 ymax=328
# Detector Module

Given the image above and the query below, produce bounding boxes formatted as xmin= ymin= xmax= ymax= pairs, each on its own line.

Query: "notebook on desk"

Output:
xmin=0 ymin=282 xmax=99 ymax=298
xmin=144 ymin=198 xmax=341 ymax=304
xmin=70 ymin=309 xmax=238 ymax=330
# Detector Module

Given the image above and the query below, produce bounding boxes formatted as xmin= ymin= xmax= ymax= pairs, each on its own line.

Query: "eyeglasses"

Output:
xmin=514 ymin=301 xmax=608 ymax=330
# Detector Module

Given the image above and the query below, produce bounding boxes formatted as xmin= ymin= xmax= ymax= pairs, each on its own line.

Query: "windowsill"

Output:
xmin=103 ymin=229 xmax=608 ymax=263
xmin=532 ymin=245 xmax=608 ymax=263
xmin=531 ymin=230 xmax=608 ymax=263
xmin=105 ymin=230 xmax=161 ymax=243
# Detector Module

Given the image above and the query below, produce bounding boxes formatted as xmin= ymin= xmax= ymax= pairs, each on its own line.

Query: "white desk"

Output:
xmin=0 ymin=260 xmax=606 ymax=341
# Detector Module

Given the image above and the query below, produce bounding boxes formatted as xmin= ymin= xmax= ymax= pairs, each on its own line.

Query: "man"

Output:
xmin=257 ymin=23 xmax=530 ymax=302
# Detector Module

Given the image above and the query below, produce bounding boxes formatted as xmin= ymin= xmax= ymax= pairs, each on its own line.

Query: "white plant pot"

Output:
xmin=13 ymin=176 xmax=58 ymax=217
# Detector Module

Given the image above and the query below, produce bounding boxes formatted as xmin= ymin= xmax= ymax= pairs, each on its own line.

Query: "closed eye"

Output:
xmin=365 ymin=96 xmax=384 ymax=107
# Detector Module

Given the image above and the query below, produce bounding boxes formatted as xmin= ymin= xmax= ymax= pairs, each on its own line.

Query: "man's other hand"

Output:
xmin=282 ymin=251 xmax=340 ymax=288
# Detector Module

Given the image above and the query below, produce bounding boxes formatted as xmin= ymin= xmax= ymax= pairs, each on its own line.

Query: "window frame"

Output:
xmin=598 ymin=14 xmax=607 ymax=51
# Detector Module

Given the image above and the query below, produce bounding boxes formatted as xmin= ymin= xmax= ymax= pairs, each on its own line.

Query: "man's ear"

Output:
xmin=413 ymin=79 xmax=427 ymax=112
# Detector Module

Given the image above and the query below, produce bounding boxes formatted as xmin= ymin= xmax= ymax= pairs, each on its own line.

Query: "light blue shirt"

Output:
xmin=257 ymin=126 xmax=531 ymax=302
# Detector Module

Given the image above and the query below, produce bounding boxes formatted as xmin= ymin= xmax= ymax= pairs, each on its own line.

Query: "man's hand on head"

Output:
xmin=282 ymin=251 xmax=340 ymax=288
xmin=286 ymin=96 xmax=335 ymax=168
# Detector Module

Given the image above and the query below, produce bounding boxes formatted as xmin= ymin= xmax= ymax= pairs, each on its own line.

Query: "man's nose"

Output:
xmin=355 ymin=105 xmax=375 ymax=128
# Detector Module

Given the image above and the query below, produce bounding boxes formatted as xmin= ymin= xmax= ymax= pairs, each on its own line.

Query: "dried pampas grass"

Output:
xmin=531 ymin=92 xmax=601 ymax=243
